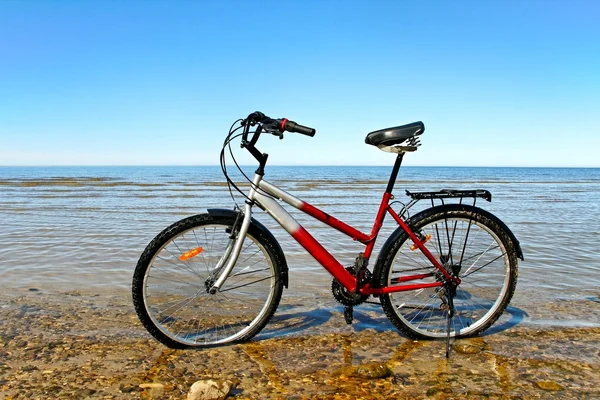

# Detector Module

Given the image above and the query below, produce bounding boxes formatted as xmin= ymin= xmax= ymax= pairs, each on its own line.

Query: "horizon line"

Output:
xmin=1 ymin=164 xmax=599 ymax=169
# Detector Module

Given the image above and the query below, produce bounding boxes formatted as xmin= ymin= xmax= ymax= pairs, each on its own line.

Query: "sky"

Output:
xmin=1 ymin=1 xmax=599 ymax=167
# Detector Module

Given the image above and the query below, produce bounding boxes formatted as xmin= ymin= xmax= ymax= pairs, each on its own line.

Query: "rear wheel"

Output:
xmin=378 ymin=205 xmax=518 ymax=339
xmin=132 ymin=213 xmax=284 ymax=348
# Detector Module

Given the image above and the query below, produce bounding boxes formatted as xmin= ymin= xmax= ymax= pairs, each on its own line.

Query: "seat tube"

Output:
xmin=385 ymin=153 xmax=404 ymax=194
xmin=210 ymin=174 xmax=262 ymax=292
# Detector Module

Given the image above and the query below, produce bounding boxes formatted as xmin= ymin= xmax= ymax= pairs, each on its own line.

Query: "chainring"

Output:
xmin=331 ymin=267 xmax=372 ymax=306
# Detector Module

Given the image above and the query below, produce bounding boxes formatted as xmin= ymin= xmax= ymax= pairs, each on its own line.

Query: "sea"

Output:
xmin=1 ymin=165 xmax=599 ymax=329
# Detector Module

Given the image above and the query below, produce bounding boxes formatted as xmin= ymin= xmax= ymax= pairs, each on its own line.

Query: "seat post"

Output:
xmin=385 ymin=153 xmax=404 ymax=194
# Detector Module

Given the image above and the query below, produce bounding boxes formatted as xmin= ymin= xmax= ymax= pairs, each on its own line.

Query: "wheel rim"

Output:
xmin=386 ymin=217 xmax=511 ymax=338
xmin=142 ymin=223 xmax=277 ymax=346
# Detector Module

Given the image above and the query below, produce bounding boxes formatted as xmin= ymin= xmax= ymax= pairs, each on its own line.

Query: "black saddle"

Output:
xmin=365 ymin=121 xmax=425 ymax=147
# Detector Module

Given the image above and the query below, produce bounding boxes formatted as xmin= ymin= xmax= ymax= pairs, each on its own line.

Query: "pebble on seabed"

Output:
xmin=187 ymin=379 xmax=234 ymax=400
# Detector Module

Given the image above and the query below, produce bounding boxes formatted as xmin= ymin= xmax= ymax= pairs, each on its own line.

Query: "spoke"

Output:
xmin=454 ymin=297 xmax=466 ymax=332
xmin=460 ymin=245 xmax=500 ymax=264
xmin=397 ymin=244 xmax=436 ymax=273
xmin=434 ymin=222 xmax=444 ymax=261
xmin=238 ymin=247 xmax=262 ymax=265
xmin=225 ymin=258 xmax=269 ymax=288
xmin=461 ymin=240 xmax=496 ymax=276
xmin=148 ymin=293 xmax=204 ymax=310
xmin=206 ymin=295 xmax=244 ymax=336
xmin=174 ymin=295 xmax=202 ymax=339
xmin=192 ymin=229 xmax=210 ymax=273
xmin=427 ymin=224 xmax=444 ymax=259
xmin=448 ymin=219 xmax=460 ymax=264
xmin=461 ymin=253 xmax=506 ymax=278
xmin=147 ymin=274 xmax=203 ymax=289
xmin=230 ymin=267 xmax=270 ymax=278
xmin=458 ymin=216 xmax=473 ymax=266
xmin=396 ymin=304 xmax=438 ymax=311
xmin=180 ymin=232 xmax=203 ymax=277
xmin=443 ymin=215 xmax=454 ymax=265
xmin=210 ymin=226 xmax=216 ymax=257
xmin=158 ymin=291 xmax=202 ymax=322
xmin=161 ymin=242 xmax=203 ymax=279
xmin=219 ymin=275 xmax=273 ymax=293
xmin=459 ymin=226 xmax=485 ymax=267
xmin=178 ymin=297 xmax=206 ymax=340
xmin=462 ymin=275 xmax=504 ymax=286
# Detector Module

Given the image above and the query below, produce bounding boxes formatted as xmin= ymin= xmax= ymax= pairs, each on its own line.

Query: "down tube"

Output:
xmin=253 ymin=191 xmax=357 ymax=292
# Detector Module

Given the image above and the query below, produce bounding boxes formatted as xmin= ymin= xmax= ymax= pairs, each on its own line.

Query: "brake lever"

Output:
xmin=241 ymin=119 xmax=258 ymax=127
xmin=260 ymin=119 xmax=284 ymax=139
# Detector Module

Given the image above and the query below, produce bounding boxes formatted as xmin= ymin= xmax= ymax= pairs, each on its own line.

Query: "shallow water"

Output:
xmin=1 ymin=291 xmax=599 ymax=399
xmin=1 ymin=166 xmax=599 ymax=329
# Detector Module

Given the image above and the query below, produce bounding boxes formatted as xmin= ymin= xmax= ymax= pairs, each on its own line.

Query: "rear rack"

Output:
xmin=396 ymin=189 xmax=492 ymax=218
xmin=406 ymin=189 xmax=492 ymax=202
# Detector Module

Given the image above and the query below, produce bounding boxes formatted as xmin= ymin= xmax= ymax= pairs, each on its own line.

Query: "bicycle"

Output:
xmin=132 ymin=111 xmax=523 ymax=357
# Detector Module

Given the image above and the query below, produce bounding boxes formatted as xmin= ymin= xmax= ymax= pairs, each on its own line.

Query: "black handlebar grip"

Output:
xmin=284 ymin=120 xmax=316 ymax=137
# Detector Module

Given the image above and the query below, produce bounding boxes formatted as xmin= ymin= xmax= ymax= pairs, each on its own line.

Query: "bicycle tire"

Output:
xmin=132 ymin=213 xmax=284 ymax=348
xmin=377 ymin=204 xmax=518 ymax=339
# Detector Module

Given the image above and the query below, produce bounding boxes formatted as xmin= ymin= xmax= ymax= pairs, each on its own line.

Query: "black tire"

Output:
xmin=378 ymin=204 xmax=518 ymax=339
xmin=132 ymin=213 xmax=284 ymax=348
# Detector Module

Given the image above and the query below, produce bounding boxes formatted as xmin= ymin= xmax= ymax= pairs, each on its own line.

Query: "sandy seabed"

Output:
xmin=1 ymin=290 xmax=599 ymax=400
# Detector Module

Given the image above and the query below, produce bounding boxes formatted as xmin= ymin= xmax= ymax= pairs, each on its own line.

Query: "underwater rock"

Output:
xmin=187 ymin=379 xmax=234 ymax=400
xmin=339 ymin=362 xmax=393 ymax=379
xmin=535 ymin=381 xmax=564 ymax=391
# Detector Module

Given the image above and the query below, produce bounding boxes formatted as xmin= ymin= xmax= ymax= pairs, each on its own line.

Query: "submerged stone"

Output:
xmin=187 ymin=379 xmax=234 ymax=400
xmin=339 ymin=362 xmax=393 ymax=379
xmin=535 ymin=381 xmax=564 ymax=391
xmin=453 ymin=340 xmax=486 ymax=355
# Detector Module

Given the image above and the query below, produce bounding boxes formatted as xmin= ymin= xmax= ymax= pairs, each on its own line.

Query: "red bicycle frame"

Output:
xmin=250 ymin=153 xmax=460 ymax=296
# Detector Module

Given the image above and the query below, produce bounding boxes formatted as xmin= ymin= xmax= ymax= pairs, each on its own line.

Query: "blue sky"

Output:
xmin=1 ymin=1 xmax=598 ymax=167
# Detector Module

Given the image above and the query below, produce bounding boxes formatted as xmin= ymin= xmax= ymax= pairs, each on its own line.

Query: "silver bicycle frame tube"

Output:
xmin=210 ymin=175 xmax=310 ymax=292
xmin=254 ymin=182 xmax=303 ymax=234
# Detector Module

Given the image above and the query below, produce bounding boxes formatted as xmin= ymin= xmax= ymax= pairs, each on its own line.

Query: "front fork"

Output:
xmin=208 ymin=202 xmax=253 ymax=294
xmin=208 ymin=174 xmax=262 ymax=294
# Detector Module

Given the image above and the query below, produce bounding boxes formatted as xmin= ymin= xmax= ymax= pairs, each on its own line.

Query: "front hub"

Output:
xmin=205 ymin=277 xmax=216 ymax=293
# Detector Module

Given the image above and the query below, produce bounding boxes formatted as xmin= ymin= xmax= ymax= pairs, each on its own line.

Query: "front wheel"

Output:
xmin=378 ymin=204 xmax=518 ymax=339
xmin=132 ymin=213 xmax=284 ymax=348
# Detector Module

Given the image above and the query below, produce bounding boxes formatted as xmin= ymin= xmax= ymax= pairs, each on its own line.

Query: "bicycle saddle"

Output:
xmin=364 ymin=122 xmax=425 ymax=150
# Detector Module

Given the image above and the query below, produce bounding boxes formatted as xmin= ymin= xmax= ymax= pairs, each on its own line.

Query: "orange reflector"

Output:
xmin=179 ymin=247 xmax=203 ymax=261
xmin=410 ymin=234 xmax=431 ymax=251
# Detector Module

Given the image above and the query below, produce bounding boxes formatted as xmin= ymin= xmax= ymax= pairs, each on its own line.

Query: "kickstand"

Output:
xmin=445 ymin=287 xmax=455 ymax=359
xmin=343 ymin=306 xmax=354 ymax=325
xmin=445 ymin=310 xmax=452 ymax=358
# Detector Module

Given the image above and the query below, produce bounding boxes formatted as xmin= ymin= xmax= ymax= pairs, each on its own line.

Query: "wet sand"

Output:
xmin=1 ymin=290 xmax=599 ymax=400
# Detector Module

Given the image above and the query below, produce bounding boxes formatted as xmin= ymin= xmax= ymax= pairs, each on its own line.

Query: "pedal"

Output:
xmin=343 ymin=306 xmax=354 ymax=325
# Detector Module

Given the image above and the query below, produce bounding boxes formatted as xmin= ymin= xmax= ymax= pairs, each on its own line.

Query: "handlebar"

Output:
xmin=242 ymin=111 xmax=316 ymax=146
xmin=239 ymin=111 xmax=316 ymax=174
xmin=279 ymin=119 xmax=316 ymax=137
